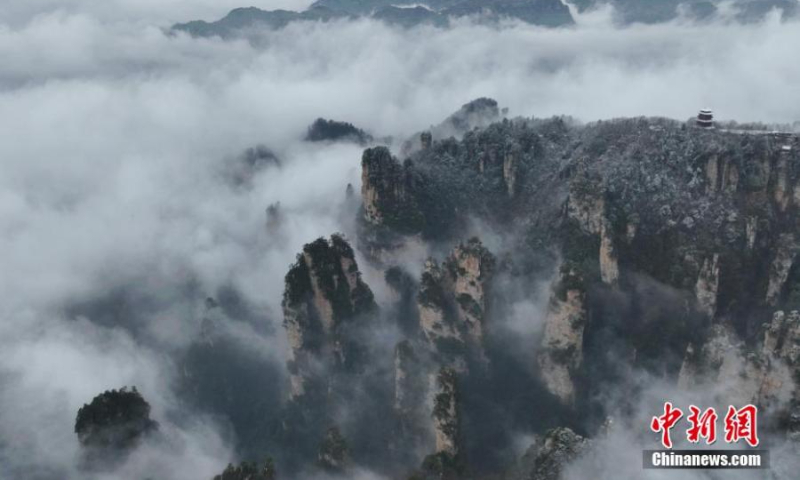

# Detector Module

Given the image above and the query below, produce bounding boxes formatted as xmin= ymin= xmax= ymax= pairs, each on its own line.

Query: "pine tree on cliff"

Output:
xmin=213 ymin=458 xmax=277 ymax=480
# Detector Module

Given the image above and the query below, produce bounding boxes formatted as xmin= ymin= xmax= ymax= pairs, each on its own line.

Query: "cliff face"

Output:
xmin=317 ymin=426 xmax=351 ymax=472
xmin=282 ymin=234 xmax=376 ymax=397
xmin=538 ymin=269 xmax=587 ymax=405
xmin=361 ymin=147 xmax=417 ymax=228
xmin=764 ymin=310 xmax=800 ymax=367
xmin=767 ymin=233 xmax=798 ymax=306
xmin=540 ymin=124 xmax=800 ymax=406
xmin=678 ymin=310 xmax=800 ymax=410
xmin=418 ymin=239 xmax=496 ymax=367
xmin=503 ymin=148 xmax=519 ymax=197
xmin=359 ymin=147 xmax=426 ymax=264
xmin=450 ymin=240 xmax=494 ymax=338
xmin=269 ymin=107 xmax=800 ymax=478
xmin=359 ymin=112 xmax=800 ymax=412
xmin=362 ymin=121 xmax=546 ymax=252
xmin=695 ymin=253 xmax=720 ymax=318
xmin=419 ymin=259 xmax=456 ymax=342
xmin=510 ymin=427 xmax=591 ymax=480
xmin=565 ymin=175 xmax=605 ymax=236
xmin=394 ymin=341 xmax=429 ymax=418
xmin=431 ymin=367 xmax=460 ymax=457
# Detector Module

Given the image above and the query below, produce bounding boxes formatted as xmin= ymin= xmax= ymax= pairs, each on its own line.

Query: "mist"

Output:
xmin=1 ymin=2 xmax=800 ymax=479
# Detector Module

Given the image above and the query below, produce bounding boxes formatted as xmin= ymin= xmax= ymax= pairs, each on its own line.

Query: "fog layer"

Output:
xmin=1 ymin=3 xmax=799 ymax=479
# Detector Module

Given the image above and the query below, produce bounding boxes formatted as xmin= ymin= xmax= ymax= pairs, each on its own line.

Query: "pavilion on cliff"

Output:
xmin=696 ymin=109 xmax=714 ymax=128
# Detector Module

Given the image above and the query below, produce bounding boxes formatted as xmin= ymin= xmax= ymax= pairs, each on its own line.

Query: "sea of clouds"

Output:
xmin=1 ymin=1 xmax=799 ymax=478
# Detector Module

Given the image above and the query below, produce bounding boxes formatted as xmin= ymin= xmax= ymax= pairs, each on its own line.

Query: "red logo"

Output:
xmin=687 ymin=405 xmax=718 ymax=444
xmin=651 ymin=403 xmax=759 ymax=448
xmin=724 ymin=405 xmax=759 ymax=448
xmin=651 ymin=402 xmax=683 ymax=449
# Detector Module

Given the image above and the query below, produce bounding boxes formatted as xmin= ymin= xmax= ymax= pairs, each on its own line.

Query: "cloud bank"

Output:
xmin=1 ymin=3 xmax=799 ymax=479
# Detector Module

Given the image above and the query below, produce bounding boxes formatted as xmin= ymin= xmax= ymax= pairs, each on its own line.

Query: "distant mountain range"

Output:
xmin=172 ymin=0 xmax=798 ymax=38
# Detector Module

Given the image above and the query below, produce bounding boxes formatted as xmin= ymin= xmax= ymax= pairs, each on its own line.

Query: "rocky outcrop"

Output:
xmin=75 ymin=387 xmax=158 ymax=468
xmin=277 ymin=112 xmax=800 ymax=476
xmin=704 ymin=153 xmax=739 ymax=195
xmin=75 ymin=387 xmax=158 ymax=450
xmin=764 ymin=311 xmax=800 ymax=365
xmin=677 ymin=324 xmax=766 ymax=406
xmin=678 ymin=312 xmax=800 ymax=409
xmin=598 ymin=220 xmax=619 ymax=284
xmin=360 ymin=147 xmax=423 ymax=233
xmin=317 ymin=426 xmax=351 ymax=472
xmin=282 ymin=235 xmax=377 ymax=397
xmin=401 ymin=98 xmax=507 ymax=158
xmin=394 ymin=241 xmax=495 ymax=468
xmin=516 ymin=427 xmax=591 ymax=480
xmin=566 ymin=190 xmax=604 ymax=235
xmin=419 ymin=259 xmax=457 ymax=343
xmin=566 ymin=176 xmax=621 ymax=285
xmin=431 ymin=367 xmax=460 ymax=457
xmin=695 ymin=253 xmax=720 ymax=318
xmin=503 ymin=148 xmax=519 ymax=197
xmin=449 ymin=240 xmax=495 ymax=341
xmin=767 ymin=234 xmax=798 ymax=306
xmin=305 ymin=118 xmax=372 ymax=145
xmin=538 ymin=269 xmax=586 ymax=405
xmin=395 ymin=365 xmax=462 ymax=478
xmin=394 ymin=340 xmax=425 ymax=413
xmin=417 ymin=239 xmax=495 ymax=365
xmin=774 ymin=151 xmax=792 ymax=211
xmin=392 ymin=340 xmax=439 ymax=469
xmin=432 ymin=97 xmax=501 ymax=139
